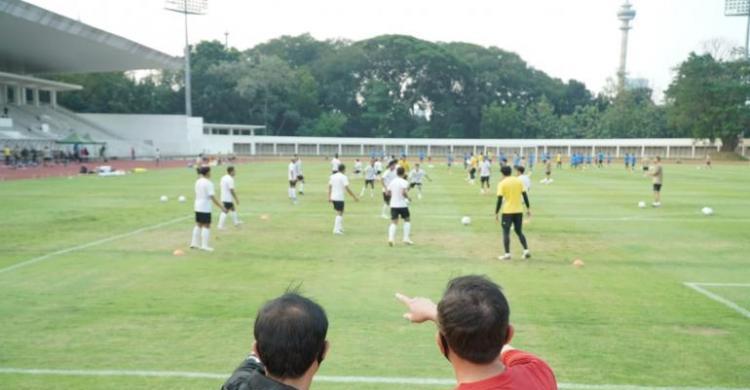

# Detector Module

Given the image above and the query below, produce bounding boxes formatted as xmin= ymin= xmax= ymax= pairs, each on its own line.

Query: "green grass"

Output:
xmin=1 ymin=160 xmax=749 ymax=389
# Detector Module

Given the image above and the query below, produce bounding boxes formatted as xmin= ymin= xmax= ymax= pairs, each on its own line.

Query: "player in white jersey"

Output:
xmin=380 ymin=160 xmax=398 ymax=219
xmin=360 ymin=159 xmax=377 ymax=198
xmin=288 ymin=158 xmax=299 ymax=204
xmin=516 ymin=166 xmax=531 ymax=192
xmin=294 ymin=154 xmax=305 ymax=195
xmin=328 ymin=163 xmax=359 ymax=235
xmin=408 ymin=163 xmax=432 ymax=199
xmin=353 ymin=158 xmax=363 ymax=175
xmin=217 ymin=166 xmax=242 ymax=229
xmin=373 ymin=158 xmax=383 ymax=177
xmin=331 ymin=153 xmax=341 ymax=174
xmin=387 ymin=166 xmax=413 ymax=246
xmin=191 ymin=166 xmax=226 ymax=252
xmin=479 ymin=157 xmax=492 ymax=194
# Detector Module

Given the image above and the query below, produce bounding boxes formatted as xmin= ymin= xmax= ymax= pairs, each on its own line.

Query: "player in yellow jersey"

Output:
xmin=495 ymin=165 xmax=531 ymax=260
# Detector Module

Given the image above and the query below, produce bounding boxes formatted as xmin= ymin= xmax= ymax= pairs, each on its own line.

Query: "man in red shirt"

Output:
xmin=396 ymin=275 xmax=557 ymax=390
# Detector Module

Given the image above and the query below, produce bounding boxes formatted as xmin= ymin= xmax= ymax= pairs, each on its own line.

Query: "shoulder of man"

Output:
xmin=221 ymin=358 xmax=297 ymax=390
xmin=502 ymin=349 xmax=557 ymax=386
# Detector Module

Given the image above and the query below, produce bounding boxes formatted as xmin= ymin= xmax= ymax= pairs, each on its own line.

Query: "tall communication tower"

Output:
xmin=165 ymin=0 xmax=208 ymax=117
xmin=617 ymin=0 xmax=636 ymax=91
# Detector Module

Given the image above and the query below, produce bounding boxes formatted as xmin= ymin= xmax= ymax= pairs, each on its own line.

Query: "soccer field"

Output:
xmin=1 ymin=160 xmax=749 ymax=390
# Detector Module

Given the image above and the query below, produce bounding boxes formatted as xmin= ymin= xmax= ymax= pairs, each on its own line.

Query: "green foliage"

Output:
xmin=301 ymin=111 xmax=347 ymax=137
xmin=666 ymin=53 xmax=750 ymax=150
xmin=480 ymin=103 xmax=523 ymax=138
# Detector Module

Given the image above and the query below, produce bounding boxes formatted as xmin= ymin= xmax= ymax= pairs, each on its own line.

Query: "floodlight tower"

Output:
xmin=165 ymin=0 xmax=208 ymax=117
xmin=617 ymin=0 xmax=636 ymax=91
xmin=725 ymin=0 xmax=750 ymax=60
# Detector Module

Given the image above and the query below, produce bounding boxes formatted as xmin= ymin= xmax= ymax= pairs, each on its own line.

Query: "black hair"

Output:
xmin=501 ymin=166 xmax=512 ymax=176
xmin=516 ymin=166 xmax=525 ymax=174
xmin=338 ymin=163 xmax=346 ymax=173
xmin=437 ymin=275 xmax=510 ymax=364
xmin=227 ymin=166 xmax=235 ymax=173
xmin=254 ymin=292 xmax=328 ymax=379
xmin=397 ymin=166 xmax=405 ymax=176
xmin=197 ymin=166 xmax=210 ymax=176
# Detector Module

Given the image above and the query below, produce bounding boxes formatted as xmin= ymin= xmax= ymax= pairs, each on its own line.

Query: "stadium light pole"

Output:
xmin=165 ymin=0 xmax=208 ymax=117
xmin=725 ymin=0 xmax=750 ymax=60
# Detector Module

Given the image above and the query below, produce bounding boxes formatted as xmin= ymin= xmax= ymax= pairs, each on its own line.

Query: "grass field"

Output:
xmin=1 ymin=160 xmax=749 ymax=389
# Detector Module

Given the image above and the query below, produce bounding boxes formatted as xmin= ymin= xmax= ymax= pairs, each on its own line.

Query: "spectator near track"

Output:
xmin=396 ymin=275 xmax=557 ymax=390
xmin=222 ymin=292 xmax=329 ymax=390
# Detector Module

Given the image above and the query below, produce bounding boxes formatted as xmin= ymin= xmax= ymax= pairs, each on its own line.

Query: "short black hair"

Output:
xmin=437 ymin=275 xmax=510 ymax=364
xmin=397 ymin=166 xmax=405 ymax=176
xmin=501 ymin=166 xmax=512 ymax=176
xmin=516 ymin=166 xmax=525 ymax=174
xmin=338 ymin=163 xmax=346 ymax=173
xmin=227 ymin=166 xmax=235 ymax=174
xmin=197 ymin=166 xmax=210 ymax=176
xmin=254 ymin=293 xmax=328 ymax=379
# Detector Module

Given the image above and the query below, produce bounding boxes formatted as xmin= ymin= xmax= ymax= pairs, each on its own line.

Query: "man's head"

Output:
xmin=501 ymin=166 xmax=512 ymax=177
xmin=397 ymin=166 xmax=405 ymax=177
xmin=415 ymin=163 xmax=420 ymax=169
xmin=227 ymin=166 xmax=235 ymax=176
xmin=655 ymin=156 xmax=661 ymax=163
xmin=253 ymin=292 xmax=329 ymax=380
xmin=516 ymin=166 xmax=525 ymax=175
xmin=338 ymin=164 xmax=346 ymax=173
xmin=436 ymin=275 xmax=511 ymax=364
xmin=388 ymin=160 xmax=398 ymax=170
xmin=197 ymin=166 xmax=210 ymax=178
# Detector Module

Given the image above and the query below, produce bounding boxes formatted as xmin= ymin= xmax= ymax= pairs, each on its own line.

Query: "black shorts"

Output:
xmin=195 ymin=212 xmax=211 ymax=224
xmin=297 ymin=175 xmax=304 ymax=181
xmin=223 ymin=202 xmax=235 ymax=211
xmin=289 ymin=180 xmax=297 ymax=187
xmin=653 ymin=183 xmax=662 ymax=192
xmin=642 ymin=166 xmax=649 ymax=172
xmin=409 ymin=182 xmax=421 ymax=189
xmin=391 ymin=207 xmax=410 ymax=220
xmin=354 ymin=170 xmax=361 ymax=175
xmin=376 ymin=170 xmax=382 ymax=175
xmin=365 ymin=179 xmax=375 ymax=187
xmin=501 ymin=213 xmax=523 ymax=233
xmin=332 ymin=200 xmax=345 ymax=212
xmin=383 ymin=192 xmax=391 ymax=204
xmin=480 ymin=176 xmax=490 ymax=184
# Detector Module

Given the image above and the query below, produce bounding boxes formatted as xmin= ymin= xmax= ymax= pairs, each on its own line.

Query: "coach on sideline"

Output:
xmin=397 ymin=275 xmax=557 ymax=389
xmin=222 ymin=292 xmax=329 ymax=390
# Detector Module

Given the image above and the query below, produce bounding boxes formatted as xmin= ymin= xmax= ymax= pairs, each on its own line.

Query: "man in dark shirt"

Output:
xmin=222 ymin=292 xmax=329 ymax=390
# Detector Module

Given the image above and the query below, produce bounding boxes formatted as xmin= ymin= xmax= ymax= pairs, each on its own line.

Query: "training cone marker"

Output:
xmin=160 ymin=195 xmax=168 ymax=202
xmin=573 ymin=259 xmax=585 ymax=268
xmin=173 ymin=249 xmax=185 ymax=256
xmin=178 ymin=195 xmax=186 ymax=203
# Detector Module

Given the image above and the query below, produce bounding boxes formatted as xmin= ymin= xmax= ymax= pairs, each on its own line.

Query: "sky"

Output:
xmin=26 ymin=0 xmax=748 ymax=101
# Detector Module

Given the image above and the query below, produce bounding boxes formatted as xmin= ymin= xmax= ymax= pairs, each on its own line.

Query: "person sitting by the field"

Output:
xmin=222 ymin=292 xmax=329 ymax=390
xmin=397 ymin=275 xmax=557 ymax=390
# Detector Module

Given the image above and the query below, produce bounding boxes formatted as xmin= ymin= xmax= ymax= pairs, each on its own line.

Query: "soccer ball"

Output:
xmin=701 ymin=207 xmax=714 ymax=216
xmin=160 ymin=195 xmax=168 ymax=202
xmin=638 ymin=201 xmax=646 ymax=208
xmin=178 ymin=195 xmax=186 ymax=203
xmin=461 ymin=216 xmax=471 ymax=225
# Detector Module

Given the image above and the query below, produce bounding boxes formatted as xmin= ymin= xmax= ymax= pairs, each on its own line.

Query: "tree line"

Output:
xmin=52 ymin=34 xmax=749 ymax=150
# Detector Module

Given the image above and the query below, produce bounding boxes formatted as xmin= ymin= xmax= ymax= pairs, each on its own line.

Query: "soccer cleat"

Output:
xmin=652 ymin=202 xmax=661 ymax=208
xmin=498 ymin=254 xmax=511 ymax=261
xmin=200 ymin=246 xmax=214 ymax=252
xmin=522 ymin=250 xmax=531 ymax=259
xmin=333 ymin=230 xmax=344 ymax=235
xmin=381 ymin=214 xmax=389 ymax=220
xmin=299 ymin=191 xmax=304 ymax=195
xmin=190 ymin=245 xmax=199 ymax=250
xmin=234 ymin=221 xmax=244 ymax=226
xmin=217 ymin=226 xmax=226 ymax=230
xmin=403 ymin=239 xmax=414 ymax=245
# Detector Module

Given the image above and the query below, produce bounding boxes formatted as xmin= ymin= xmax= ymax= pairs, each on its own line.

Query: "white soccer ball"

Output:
xmin=178 ymin=195 xmax=186 ymax=203
xmin=638 ymin=201 xmax=646 ymax=208
xmin=701 ymin=207 xmax=714 ymax=216
xmin=461 ymin=216 xmax=471 ymax=225
xmin=160 ymin=195 xmax=168 ymax=202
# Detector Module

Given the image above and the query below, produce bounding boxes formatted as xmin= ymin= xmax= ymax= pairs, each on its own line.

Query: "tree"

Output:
xmin=301 ymin=111 xmax=347 ymax=137
xmin=480 ymin=103 xmax=523 ymax=138
xmin=666 ymin=53 xmax=750 ymax=150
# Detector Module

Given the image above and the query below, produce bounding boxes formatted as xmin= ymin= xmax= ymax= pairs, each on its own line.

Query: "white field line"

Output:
xmin=683 ymin=283 xmax=750 ymax=319
xmin=0 ymin=368 xmax=749 ymax=390
xmin=0 ymin=215 xmax=190 ymax=275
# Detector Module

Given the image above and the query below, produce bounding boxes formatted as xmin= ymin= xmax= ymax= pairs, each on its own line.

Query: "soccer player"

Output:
xmin=374 ymin=158 xmax=383 ymax=177
xmin=556 ymin=153 xmax=562 ymax=169
xmin=191 ymin=166 xmax=226 ymax=252
xmin=380 ymin=160 xmax=398 ymax=219
xmin=647 ymin=156 xmax=663 ymax=207
xmin=516 ymin=165 xmax=531 ymax=193
xmin=330 ymin=153 xmax=341 ymax=174
xmin=353 ymin=158 xmax=363 ymax=175
xmin=360 ymin=160 xmax=377 ymax=197
xmin=288 ymin=158 xmax=298 ymax=204
xmin=294 ymin=154 xmax=305 ymax=195
xmin=468 ymin=153 xmax=478 ymax=184
xmin=408 ymin=163 xmax=431 ymax=199
xmin=387 ymin=166 xmax=413 ymax=246
xmin=495 ymin=166 xmax=531 ymax=260
xmin=543 ymin=158 xmax=553 ymax=184
xmin=446 ymin=154 xmax=454 ymax=173
xmin=479 ymin=157 xmax=492 ymax=194
xmin=155 ymin=148 xmax=161 ymax=167
xmin=705 ymin=154 xmax=712 ymax=169
xmin=328 ymin=164 xmax=359 ymax=235
xmin=218 ymin=166 xmax=242 ymax=229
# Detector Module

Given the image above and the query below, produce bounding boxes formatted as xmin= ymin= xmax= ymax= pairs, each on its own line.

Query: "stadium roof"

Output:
xmin=0 ymin=0 xmax=182 ymax=75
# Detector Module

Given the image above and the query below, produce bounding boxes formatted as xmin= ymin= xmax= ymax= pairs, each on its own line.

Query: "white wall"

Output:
xmin=80 ymin=114 xmax=201 ymax=156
